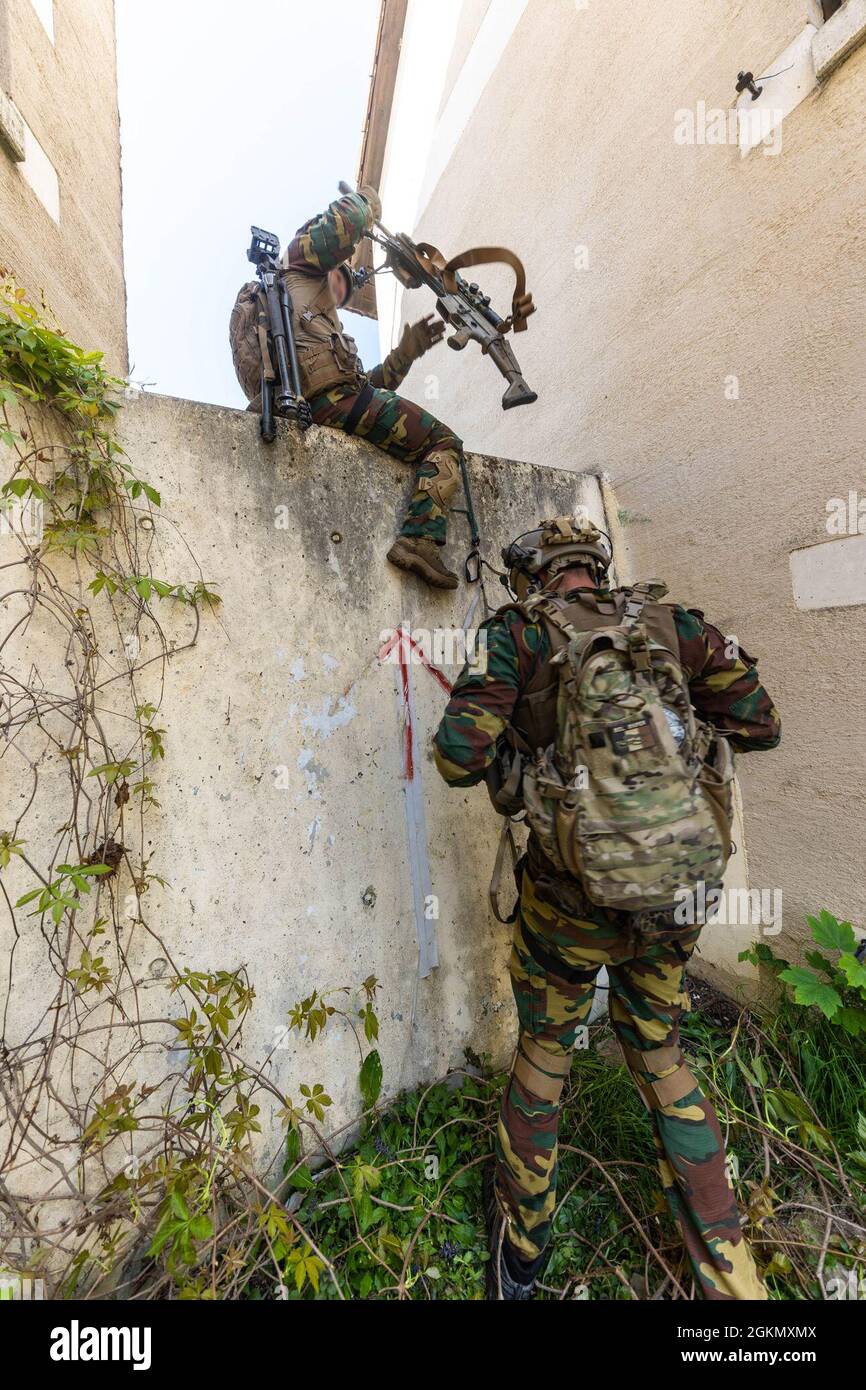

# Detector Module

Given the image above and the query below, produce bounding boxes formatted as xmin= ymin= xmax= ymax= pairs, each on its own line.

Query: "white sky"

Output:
xmin=116 ymin=0 xmax=382 ymax=408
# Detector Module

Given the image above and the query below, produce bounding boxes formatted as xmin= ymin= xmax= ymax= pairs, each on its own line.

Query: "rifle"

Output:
xmin=246 ymin=225 xmax=312 ymax=441
xmin=339 ymin=182 xmax=537 ymax=411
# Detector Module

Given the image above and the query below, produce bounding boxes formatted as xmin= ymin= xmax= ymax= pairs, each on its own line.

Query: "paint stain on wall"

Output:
xmin=297 ymin=748 xmax=329 ymax=797
xmin=301 ymin=691 xmax=358 ymax=740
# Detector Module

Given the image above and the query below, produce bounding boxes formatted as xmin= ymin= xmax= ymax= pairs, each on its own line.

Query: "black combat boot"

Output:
xmin=483 ymin=1164 xmax=547 ymax=1300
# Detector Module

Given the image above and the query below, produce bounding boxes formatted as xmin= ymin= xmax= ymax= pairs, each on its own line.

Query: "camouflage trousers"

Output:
xmin=308 ymin=383 xmax=464 ymax=545
xmin=496 ymin=869 xmax=766 ymax=1300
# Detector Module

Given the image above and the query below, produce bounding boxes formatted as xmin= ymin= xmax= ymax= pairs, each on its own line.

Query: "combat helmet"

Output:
xmin=501 ymin=514 xmax=612 ymax=599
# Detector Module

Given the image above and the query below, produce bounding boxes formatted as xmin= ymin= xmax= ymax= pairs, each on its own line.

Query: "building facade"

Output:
xmin=359 ymin=0 xmax=866 ymax=985
xmin=0 ymin=0 xmax=127 ymax=371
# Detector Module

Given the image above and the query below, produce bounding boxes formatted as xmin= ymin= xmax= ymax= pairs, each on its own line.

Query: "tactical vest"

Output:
xmin=230 ymin=267 xmax=364 ymax=407
xmin=279 ymin=259 xmax=363 ymax=398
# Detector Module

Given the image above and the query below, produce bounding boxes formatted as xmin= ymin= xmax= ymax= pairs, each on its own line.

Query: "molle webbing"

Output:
xmin=512 ymin=1033 xmax=572 ymax=1104
xmin=510 ymin=590 xmax=680 ymax=755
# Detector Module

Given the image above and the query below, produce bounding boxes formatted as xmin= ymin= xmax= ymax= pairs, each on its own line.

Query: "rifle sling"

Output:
xmin=413 ymin=241 xmax=533 ymax=333
xmin=489 ymin=818 xmax=521 ymax=925
xmin=341 ymin=381 xmax=376 ymax=436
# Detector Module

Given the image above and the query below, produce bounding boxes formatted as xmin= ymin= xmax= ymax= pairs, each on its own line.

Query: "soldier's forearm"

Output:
xmin=433 ymin=698 xmax=509 ymax=786
xmin=285 ymin=193 xmax=373 ymax=274
xmin=433 ymin=737 xmax=490 ymax=787
xmin=711 ymin=706 xmax=782 ymax=752
xmin=368 ymin=348 xmax=412 ymax=393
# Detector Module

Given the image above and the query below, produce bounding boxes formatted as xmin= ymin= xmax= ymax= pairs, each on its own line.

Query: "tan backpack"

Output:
xmin=229 ymin=271 xmax=362 ymax=406
xmin=229 ymin=281 xmax=271 ymax=405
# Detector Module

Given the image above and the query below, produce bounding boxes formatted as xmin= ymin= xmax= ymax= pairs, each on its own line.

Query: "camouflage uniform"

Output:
xmin=284 ymin=192 xmax=464 ymax=547
xmin=306 ymin=385 xmax=462 ymax=546
xmin=434 ymin=589 xmax=781 ymax=1299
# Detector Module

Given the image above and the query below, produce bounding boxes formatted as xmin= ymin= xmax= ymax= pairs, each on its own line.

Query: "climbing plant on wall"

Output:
xmin=0 ymin=278 xmax=384 ymax=1299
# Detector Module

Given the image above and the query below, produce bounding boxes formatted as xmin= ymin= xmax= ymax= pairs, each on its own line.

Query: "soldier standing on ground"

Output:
xmin=433 ymin=516 xmax=782 ymax=1300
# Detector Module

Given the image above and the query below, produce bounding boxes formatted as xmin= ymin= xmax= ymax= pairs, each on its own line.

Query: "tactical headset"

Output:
xmin=501 ymin=515 xmax=613 ymax=599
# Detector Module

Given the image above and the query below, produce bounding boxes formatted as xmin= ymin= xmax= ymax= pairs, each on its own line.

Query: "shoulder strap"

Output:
xmin=489 ymin=818 xmax=521 ymax=924
xmin=255 ymin=288 xmax=275 ymax=383
xmin=294 ymin=278 xmax=335 ymax=325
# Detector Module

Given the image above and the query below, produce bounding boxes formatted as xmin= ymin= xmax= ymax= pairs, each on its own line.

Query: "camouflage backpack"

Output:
xmin=519 ymin=583 xmax=734 ymax=911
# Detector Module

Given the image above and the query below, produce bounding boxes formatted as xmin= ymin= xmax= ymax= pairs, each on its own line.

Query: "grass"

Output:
xmin=243 ymin=977 xmax=866 ymax=1300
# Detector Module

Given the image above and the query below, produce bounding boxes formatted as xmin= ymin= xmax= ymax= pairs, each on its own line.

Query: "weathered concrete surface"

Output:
xmin=0 ymin=391 xmax=603 ymax=1183
xmin=119 ymin=394 xmax=603 ymax=1114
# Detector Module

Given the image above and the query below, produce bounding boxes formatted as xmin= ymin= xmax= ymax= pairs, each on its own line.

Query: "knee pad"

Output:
xmin=418 ymin=449 xmax=462 ymax=509
xmin=620 ymin=1040 xmax=699 ymax=1111
xmin=511 ymin=1031 xmax=572 ymax=1105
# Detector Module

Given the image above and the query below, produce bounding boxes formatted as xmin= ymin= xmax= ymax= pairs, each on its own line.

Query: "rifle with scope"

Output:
xmin=339 ymin=181 xmax=537 ymax=412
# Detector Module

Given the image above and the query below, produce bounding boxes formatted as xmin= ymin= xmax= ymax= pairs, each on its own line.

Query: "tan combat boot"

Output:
xmin=386 ymin=536 xmax=459 ymax=590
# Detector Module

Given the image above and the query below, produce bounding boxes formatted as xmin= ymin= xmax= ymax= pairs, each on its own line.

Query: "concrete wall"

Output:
xmin=0 ymin=0 xmax=127 ymax=372
xmin=0 ymin=392 xmax=605 ymax=1191
xmin=380 ymin=0 xmax=866 ymax=969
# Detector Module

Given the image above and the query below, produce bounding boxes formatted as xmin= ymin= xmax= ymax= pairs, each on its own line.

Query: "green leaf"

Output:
xmin=357 ymin=1191 xmax=375 ymax=1233
xmin=799 ymin=1120 xmax=833 ymax=1155
xmin=804 ymin=949 xmax=839 ymax=980
xmin=169 ymin=1190 xmax=190 ymax=1222
xmin=764 ymin=1088 xmax=811 ymax=1127
xmin=807 ymin=910 xmax=856 ymax=954
xmin=778 ymin=967 xmax=842 ymax=1019
xmin=359 ymin=1049 xmax=383 ymax=1112
xmin=289 ymin=1165 xmax=314 ymax=1191
xmin=15 ymin=887 xmax=43 ymax=907
xmin=835 ymin=1007 xmax=866 ymax=1037
xmin=189 ymin=1213 xmax=213 ymax=1241
xmin=838 ymin=954 xmax=866 ymax=994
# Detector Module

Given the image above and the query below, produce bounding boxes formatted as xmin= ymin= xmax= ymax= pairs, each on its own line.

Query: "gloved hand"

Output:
xmin=358 ymin=183 xmax=382 ymax=225
xmin=397 ymin=314 xmax=446 ymax=363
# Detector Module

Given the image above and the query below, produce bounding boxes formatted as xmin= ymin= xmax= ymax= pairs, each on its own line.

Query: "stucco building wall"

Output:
xmin=0 ymin=0 xmax=127 ymax=371
xmin=376 ymin=0 xmax=866 ymax=959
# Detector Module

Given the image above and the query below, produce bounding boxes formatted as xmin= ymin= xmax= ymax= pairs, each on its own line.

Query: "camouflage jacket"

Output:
xmin=283 ymin=192 xmax=413 ymax=393
xmin=433 ymin=587 xmax=781 ymax=792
